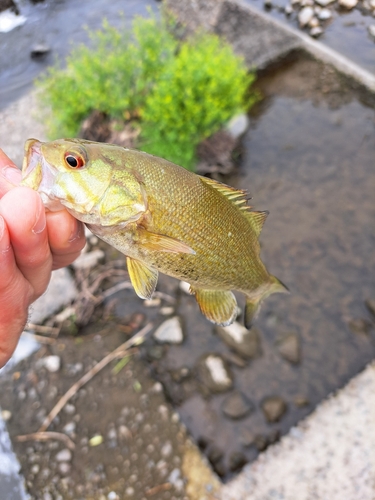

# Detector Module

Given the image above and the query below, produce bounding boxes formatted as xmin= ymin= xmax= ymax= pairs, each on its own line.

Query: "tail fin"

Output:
xmin=244 ymin=275 xmax=289 ymax=329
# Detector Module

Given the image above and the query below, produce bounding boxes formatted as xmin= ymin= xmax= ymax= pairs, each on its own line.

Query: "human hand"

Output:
xmin=0 ymin=149 xmax=86 ymax=368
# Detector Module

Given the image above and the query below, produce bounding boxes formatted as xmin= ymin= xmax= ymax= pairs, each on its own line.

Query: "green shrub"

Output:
xmin=37 ymin=12 xmax=258 ymax=170
xmin=140 ymin=33 xmax=256 ymax=169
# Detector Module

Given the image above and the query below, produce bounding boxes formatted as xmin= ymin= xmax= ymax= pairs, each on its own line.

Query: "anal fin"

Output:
xmin=127 ymin=257 xmax=158 ymax=299
xmin=192 ymin=288 xmax=237 ymax=326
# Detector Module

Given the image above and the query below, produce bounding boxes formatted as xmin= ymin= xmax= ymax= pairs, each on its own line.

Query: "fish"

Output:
xmin=21 ymin=138 xmax=288 ymax=328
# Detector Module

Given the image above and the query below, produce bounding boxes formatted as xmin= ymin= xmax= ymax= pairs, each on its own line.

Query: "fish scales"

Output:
xmin=21 ymin=138 xmax=288 ymax=327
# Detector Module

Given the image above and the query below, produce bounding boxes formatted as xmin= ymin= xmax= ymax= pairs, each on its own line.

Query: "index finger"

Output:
xmin=0 ymin=149 xmax=22 ymax=197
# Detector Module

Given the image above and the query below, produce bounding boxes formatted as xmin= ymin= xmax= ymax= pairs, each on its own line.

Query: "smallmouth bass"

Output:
xmin=21 ymin=138 xmax=288 ymax=327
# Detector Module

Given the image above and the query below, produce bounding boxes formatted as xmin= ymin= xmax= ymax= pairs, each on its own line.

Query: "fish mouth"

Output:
xmin=21 ymin=139 xmax=64 ymax=211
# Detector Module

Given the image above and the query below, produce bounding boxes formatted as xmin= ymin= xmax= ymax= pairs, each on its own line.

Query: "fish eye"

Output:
xmin=64 ymin=152 xmax=85 ymax=169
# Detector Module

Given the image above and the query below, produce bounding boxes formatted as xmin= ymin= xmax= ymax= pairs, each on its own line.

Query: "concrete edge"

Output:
xmin=234 ymin=0 xmax=375 ymax=92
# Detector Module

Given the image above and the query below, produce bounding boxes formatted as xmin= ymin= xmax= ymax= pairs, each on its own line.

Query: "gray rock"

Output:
xmin=276 ymin=332 xmax=301 ymax=364
xmin=198 ymin=354 xmax=233 ymax=393
xmin=216 ymin=322 xmax=261 ymax=359
xmin=261 ymin=396 xmax=287 ymax=423
xmin=226 ymin=113 xmax=249 ymax=139
xmin=298 ymin=6 xmax=314 ymax=26
xmin=153 ymin=317 xmax=184 ymax=344
xmin=222 ymin=390 xmax=254 ymax=419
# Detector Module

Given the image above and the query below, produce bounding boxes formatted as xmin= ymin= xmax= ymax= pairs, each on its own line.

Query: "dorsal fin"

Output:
xmin=200 ymin=176 xmax=268 ymax=236
xmin=246 ymin=210 xmax=269 ymax=236
xmin=200 ymin=176 xmax=252 ymax=210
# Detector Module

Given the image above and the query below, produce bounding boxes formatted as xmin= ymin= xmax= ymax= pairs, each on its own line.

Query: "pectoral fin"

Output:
xmin=138 ymin=228 xmax=195 ymax=255
xmin=191 ymin=288 xmax=237 ymax=326
xmin=126 ymin=257 xmax=158 ymax=299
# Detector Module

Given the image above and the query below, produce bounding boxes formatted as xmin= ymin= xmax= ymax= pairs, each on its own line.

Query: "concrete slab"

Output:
xmin=221 ymin=362 xmax=375 ymax=499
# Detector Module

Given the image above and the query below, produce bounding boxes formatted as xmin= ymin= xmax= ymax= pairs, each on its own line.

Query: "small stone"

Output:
xmin=89 ymin=435 xmax=103 ymax=447
xmin=369 ymin=25 xmax=375 ymax=39
xmin=239 ymin=428 xmax=255 ymax=447
xmin=160 ymin=306 xmax=175 ymax=316
xmin=161 ymin=441 xmax=173 ymax=458
xmin=261 ymin=396 xmax=287 ymax=423
xmin=62 ymin=422 xmax=76 ymax=436
xmin=154 ymin=317 xmax=183 ymax=344
xmin=308 ymin=16 xmax=320 ymax=27
xmin=264 ymin=0 xmax=272 ymax=8
xmin=40 ymin=355 xmax=61 ymax=373
xmin=338 ymin=0 xmax=357 ymax=8
xmin=276 ymin=332 xmax=301 ymax=364
xmin=55 ymin=449 xmax=72 ymax=462
xmin=31 ymin=464 xmax=40 ymax=474
xmin=63 ymin=404 xmax=76 ymax=415
xmin=314 ymin=0 xmax=335 ymax=5
xmin=179 ymin=281 xmax=191 ymax=294
xmin=348 ymin=318 xmax=372 ymax=335
xmin=107 ymin=492 xmax=119 ymax=500
xmin=226 ymin=113 xmax=249 ymax=139
xmin=144 ymin=298 xmax=161 ymax=307
xmin=310 ymin=26 xmax=324 ymax=37
xmin=298 ymin=6 xmax=314 ymax=26
xmin=125 ymin=487 xmax=134 ymax=496
xmin=72 ymin=249 xmax=105 ymax=270
xmin=222 ymin=391 xmax=254 ymax=419
xmin=215 ymin=322 xmax=261 ymax=359
xmin=118 ymin=425 xmax=132 ymax=440
xmin=294 ymin=395 xmax=310 ymax=407
xmin=229 ymin=451 xmax=247 ymax=472
xmin=58 ymin=462 xmax=71 ymax=475
xmin=198 ymin=354 xmax=233 ymax=393
xmin=30 ymin=43 xmax=50 ymax=59
xmin=365 ymin=298 xmax=375 ymax=316
xmin=317 ymin=7 xmax=332 ymax=19
xmin=284 ymin=3 xmax=293 ymax=14
xmin=207 ymin=445 xmax=224 ymax=464
xmin=1 ymin=410 xmax=12 ymax=422
xmin=254 ymin=434 xmax=268 ymax=451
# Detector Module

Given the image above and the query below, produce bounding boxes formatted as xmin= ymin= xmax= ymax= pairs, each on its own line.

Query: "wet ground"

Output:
xmin=244 ymin=0 xmax=375 ymax=73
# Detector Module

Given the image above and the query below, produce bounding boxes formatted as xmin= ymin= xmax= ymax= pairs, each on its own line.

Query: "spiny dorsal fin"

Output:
xmin=246 ymin=210 xmax=269 ymax=237
xmin=200 ymin=176 xmax=268 ymax=236
xmin=200 ymin=176 xmax=252 ymax=210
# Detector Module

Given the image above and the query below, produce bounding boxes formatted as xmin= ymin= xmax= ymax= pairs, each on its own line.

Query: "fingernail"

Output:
xmin=68 ymin=220 xmax=82 ymax=242
xmin=1 ymin=166 xmax=22 ymax=186
xmin=32 ymin=202 xmax=46 ymax=234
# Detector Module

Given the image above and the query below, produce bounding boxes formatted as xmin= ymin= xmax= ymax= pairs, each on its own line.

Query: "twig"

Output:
xmin=15 ymin=431 xmax=75 ymax=450
xmin=25 ymin=323 xmax=60 ymax=336
xmin=38 ymin=323 xmax=153 ymax=433
xmin=145 ymin=483 xmax=172 ymax=496
xmin=98 ymin=281 xmax=133 ymax=302
xmin=22 ymin=332 xmax=57 ymax=345
xmin=153 ymin=291 xmax=176 ymax=304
